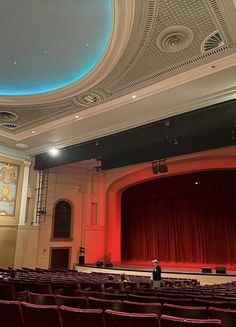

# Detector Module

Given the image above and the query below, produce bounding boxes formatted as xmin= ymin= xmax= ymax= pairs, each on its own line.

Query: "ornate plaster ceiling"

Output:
xmin=0 ymin=0 xmax=236 ymax=157
xmin=0 ymin=0 xmax=112 ymax=95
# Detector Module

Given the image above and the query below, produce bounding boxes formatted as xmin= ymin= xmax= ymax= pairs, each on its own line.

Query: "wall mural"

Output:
xmin=0 ymin=162 xmax=19 ymax=216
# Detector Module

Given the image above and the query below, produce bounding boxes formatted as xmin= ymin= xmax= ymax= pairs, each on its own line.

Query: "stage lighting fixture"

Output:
xmin=152 ymin=159 xmax=168 ymax=174
xmin=158 ymin=159 xmax=168 ymax=173
xmin=152 ymin=161 xmax=158 ymax=174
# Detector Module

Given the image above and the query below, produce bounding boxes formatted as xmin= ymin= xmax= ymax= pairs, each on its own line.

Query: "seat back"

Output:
xmin=160 ymin=315 xmax=222 ymax=326
xmin=90 ymin=283 xmax=104 ymax=292
xmin=31 ymin=283 xmax=52 ymax=294
xmin=123 ymin=300 xmax=162 ymax=315
xmin=100 ymin=292 xmax=128 ymax=301
xmin=0 ymin=283 xmax=17 ymax=300
xmin=209 ymin=307 xmax=236 ymax=327
xmin=28 ymin=292 xmax=56 ymax=305
xmin=60 ymin=306 xmax=104 ymax=327
xmin=104 ymin=309 xmax=158 ymax=327
xmin=159 ymin=296 xmax=193 ymax=306
xmin=163 ymin=303 xmax=208 ymax=319
xmin=64 ymin=282 xmax=79 ymax=295
xmin=88 ymin=297 xmax=123 ymax=311
xmin=128 ymin=294 xmax=158 ymax=303
xmin=56 ymin=295 xmax=88 ymax=308
xmin=21 ymin=302 xmax=61 ymax=327
xmin=0 ymin=300 xmax=24 ymax=327
xmin=193 ymin=299 xmax=228 ymax=308
xmin=76 ymin=290 xmax=100 ymax=298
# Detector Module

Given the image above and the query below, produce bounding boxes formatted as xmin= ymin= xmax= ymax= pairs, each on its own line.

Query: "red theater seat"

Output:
xmin=159 ymin=297 xmax=193 ymax=306
xmin=160 ymin=314 xmax=222 ymax=326
xmin=21 ymin=302 xmax=61 ymax=327
xmin=0 ymin=283 xmax=17 ymax=300
xmin=104 ymin=309 xmax=159 ymax=327
xmin=123 ymin=300 xmax=162 ymax=315
xmin=59 ymin=306 xmax=104 ymax=327
xmin=208 ymin=307 xmax=236 ymax=327
xmin=0 ymin=300 xmax=24 ymax=327
xmin=28 ymin=292 xmax=56 ymax=305
xmin=100 ymin=292 xmax=128 ymax=301
xmin=128 ymin=294 xmax=158 ymax=303
xmin=193 ymin=299 xmax=228 ymax=308
xmin=162 ymin=303 xmax=208 ymax=319
xmin=88 ymin=296 xmax=123 ymax=311
xmin=55 ymin=295 xmax=88 ymax=308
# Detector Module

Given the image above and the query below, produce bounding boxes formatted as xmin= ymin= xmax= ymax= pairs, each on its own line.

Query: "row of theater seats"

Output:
xmin=0 ymin=266 xmax=199 ymax=289
xmin=2 ymin=281 xmax=236 ymax=311
xmin=0 ymin=300 xmax=225 ymax=327
xmin=1 ymin=291 xmax=236 ymax=326
xmin=20 ymin=291 xmax=236 ymax=311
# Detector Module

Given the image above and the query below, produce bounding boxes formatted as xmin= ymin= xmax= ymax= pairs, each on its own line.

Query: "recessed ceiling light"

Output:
xmin=31 ymin=130 xmax=35 ymax=134
xmin=49 ymin=147 xmax=60 ymax=156
xmin=195 ymin=181 xmax=199 ymax=185
xmin=75 ymin=115 xmax=79 ymax=119
xmin=132 ymin=95 xmax=137 ymax=99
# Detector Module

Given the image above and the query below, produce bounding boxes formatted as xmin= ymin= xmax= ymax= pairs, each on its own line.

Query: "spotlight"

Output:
xmin=158 ymin=159 xmax=168 ymax=173
xmin=152 ymin=159 xmax=168 ymax=174
xmin=232 ymin=125 xmax=236 ymax=141
xmin=152 ymin=161 xmax=158 ymax=174
xmin=95 ymin=158 xmax=102 ymax=172
xmin=48 ymin=147 xmax=60 ymax=157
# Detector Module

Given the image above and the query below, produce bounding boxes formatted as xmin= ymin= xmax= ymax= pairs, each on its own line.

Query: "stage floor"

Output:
xmin=115 ymin=261 xmax=236 ymax=274
xmin=112 ymin=261 xmax=236 ymax=276
xmin=76 ymin=261 xmax=236 ymax=285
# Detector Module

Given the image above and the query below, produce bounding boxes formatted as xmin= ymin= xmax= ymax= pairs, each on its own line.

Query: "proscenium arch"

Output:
xmin=105 ymin=156 xmax=236 ymax=263
xmin=52 ymin=198 xmax=74 ymax=240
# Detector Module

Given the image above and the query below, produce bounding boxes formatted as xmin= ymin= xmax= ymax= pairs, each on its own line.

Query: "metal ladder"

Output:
xmin=34 ymin=169 xmax=49 ymax=223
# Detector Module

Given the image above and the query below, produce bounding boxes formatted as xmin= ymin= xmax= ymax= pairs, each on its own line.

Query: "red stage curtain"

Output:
xmin=121 ymin=170 xmax=236 ymax=264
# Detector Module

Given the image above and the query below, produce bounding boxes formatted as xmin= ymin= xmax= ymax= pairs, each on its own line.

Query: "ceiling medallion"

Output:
xmin=81 ymin=94 xmax=100 ymax=104
xmin=73 ymin=92 xmax=103 ymax=107
xmin=0 ymin=111 xmax=18 ymax=123
xmin=156 ymin=25 xmax=193 ymax=53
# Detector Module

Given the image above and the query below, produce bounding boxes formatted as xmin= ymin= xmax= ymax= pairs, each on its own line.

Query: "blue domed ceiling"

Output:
xmin=0 ymin=0 xmax=112 ymax=95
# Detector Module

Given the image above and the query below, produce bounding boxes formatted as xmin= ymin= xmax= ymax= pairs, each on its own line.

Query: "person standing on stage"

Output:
xmin=151 ymin=258 xmax=162 ymax=288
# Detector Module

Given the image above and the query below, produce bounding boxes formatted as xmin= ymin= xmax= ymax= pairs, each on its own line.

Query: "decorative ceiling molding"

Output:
xmin=1 ymin=52 xmax=236 ymax=148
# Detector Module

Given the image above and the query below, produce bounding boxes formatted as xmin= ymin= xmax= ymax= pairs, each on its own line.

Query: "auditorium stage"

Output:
xmin=75 ymin=261 xmax=236 ymax=285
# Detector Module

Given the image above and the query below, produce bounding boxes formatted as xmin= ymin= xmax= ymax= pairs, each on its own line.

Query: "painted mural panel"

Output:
xmin=0 ymin=162 xmax=19 ymax=216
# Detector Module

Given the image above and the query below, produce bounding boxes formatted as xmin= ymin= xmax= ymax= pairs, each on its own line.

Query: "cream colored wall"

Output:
xmin=35 ymin=167 xmax=106 ymax=268
xmin=14 ymin=225 xmax=40 ymax=268
xmin=0 ymin=226 xmax=18 ymax=267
